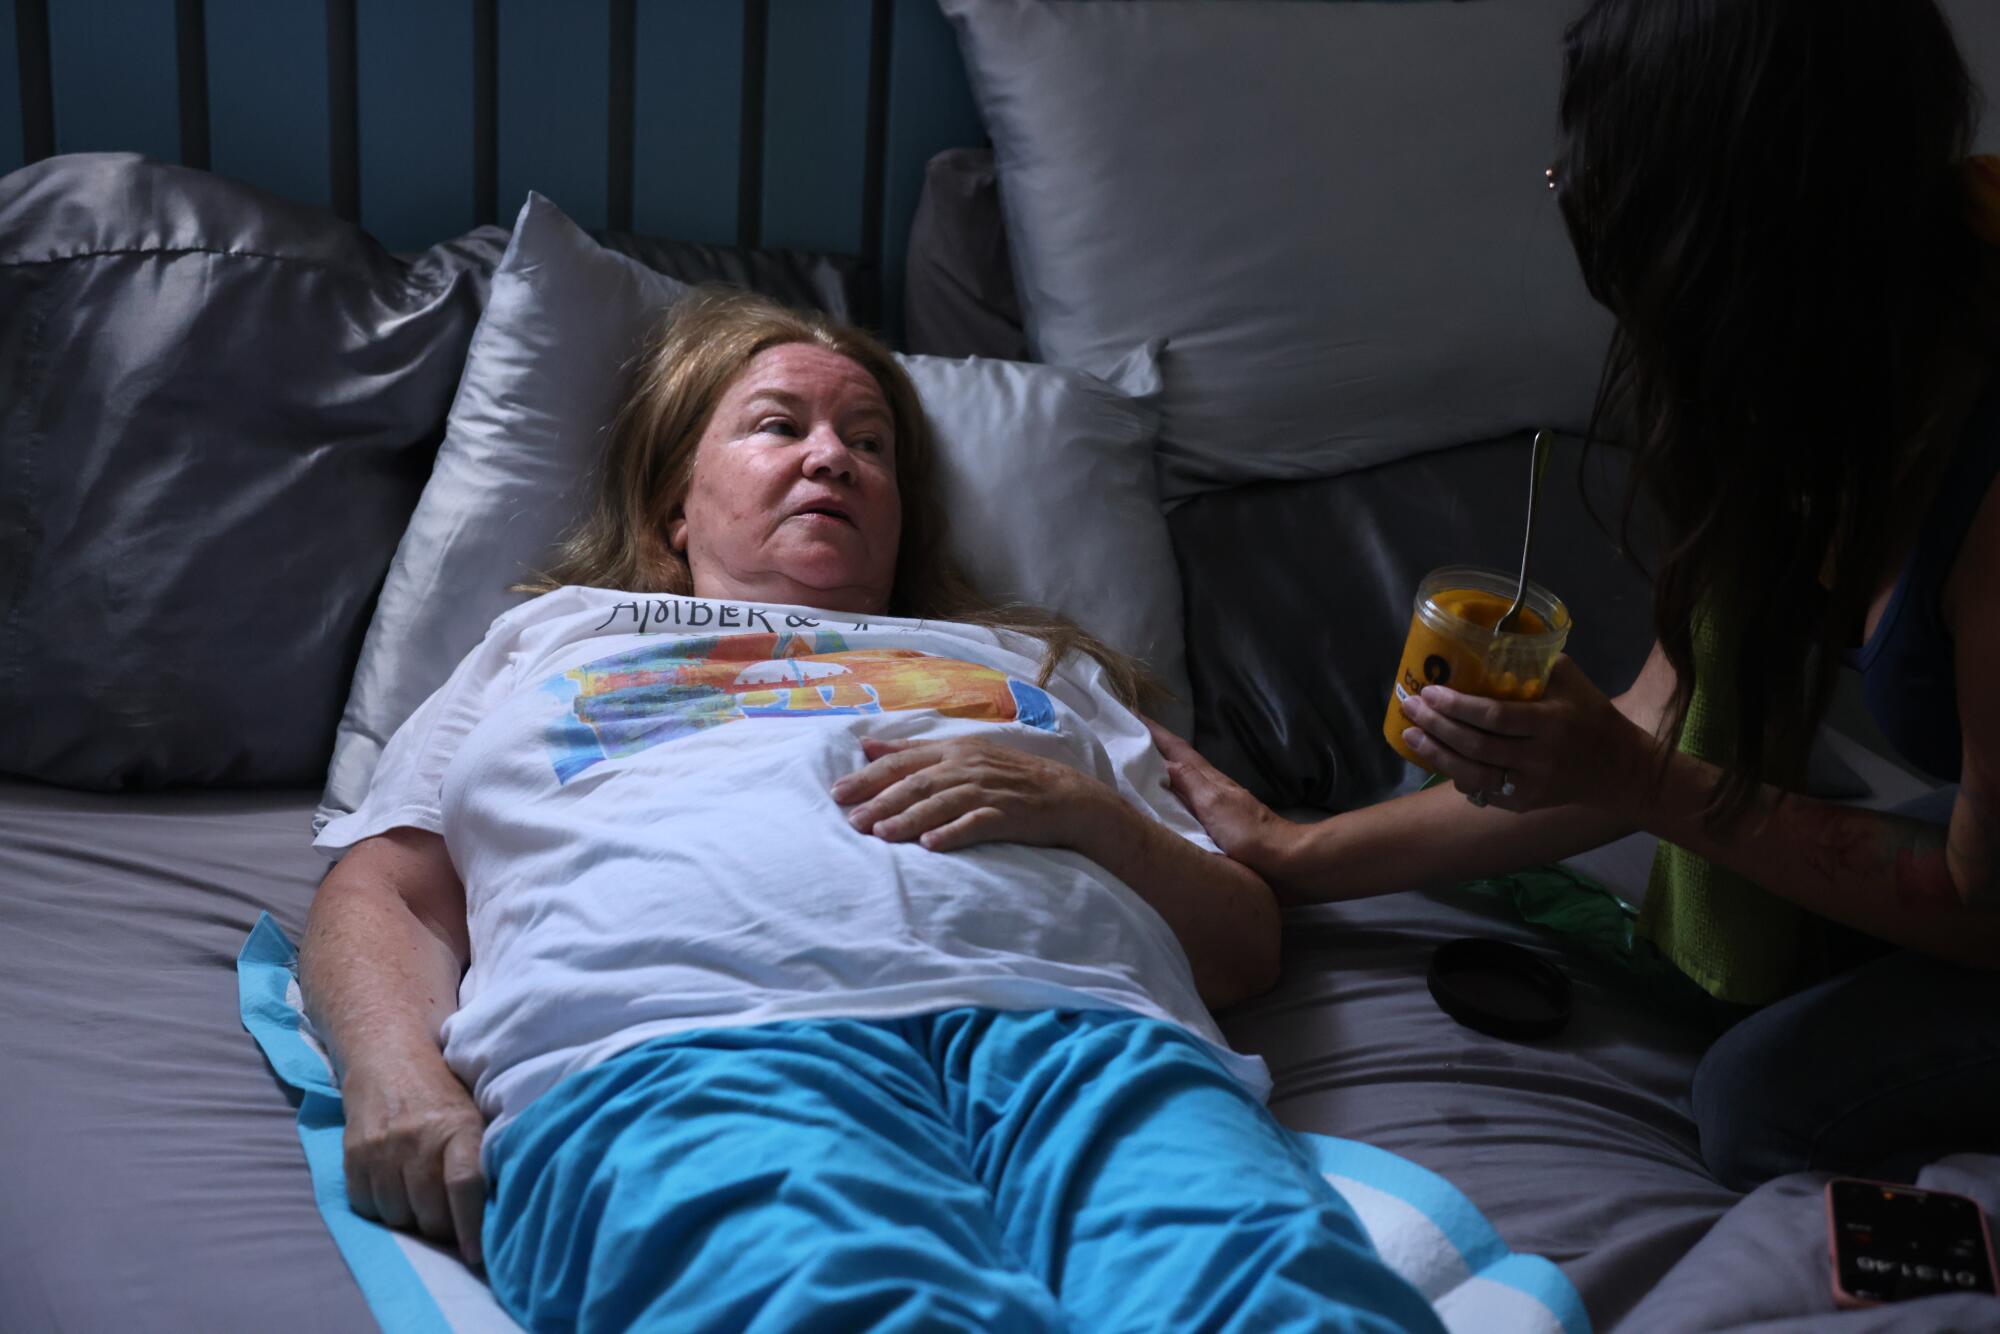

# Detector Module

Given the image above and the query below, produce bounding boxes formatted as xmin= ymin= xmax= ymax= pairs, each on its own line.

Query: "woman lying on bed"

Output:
xmin=302 ymin=288 xmax=1441 ymax=1334
xmin=1156 ymin=0 xmax=1999 ymax=1195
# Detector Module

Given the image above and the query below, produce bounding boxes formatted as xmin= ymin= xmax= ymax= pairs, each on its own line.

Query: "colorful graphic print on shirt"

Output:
xmin=541 ymin=630 xmax=1058 ymax=783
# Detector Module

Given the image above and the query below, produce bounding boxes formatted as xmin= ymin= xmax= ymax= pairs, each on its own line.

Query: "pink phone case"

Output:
xmin=1826 ymin=1176 xmax=1999 ymax=1311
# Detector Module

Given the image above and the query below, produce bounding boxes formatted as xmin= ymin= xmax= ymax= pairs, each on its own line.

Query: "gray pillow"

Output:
xmin=319 ymin=193 xmax=690 ymax=825
xmin=904 ymin=147 xmax=1029 ymax=362
xmin=318 ymin=194 xmax=1186 ymax=829
xmin=0 ymin=153 xmax=501 ymax=789
xmin=910 ymin=339 xmax=1184 ymax=727
xmin=942 ymin=0 xmax=1613 ymax=501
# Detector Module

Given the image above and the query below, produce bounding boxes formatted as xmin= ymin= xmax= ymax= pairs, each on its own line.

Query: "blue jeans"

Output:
xmin=482 ymin=1008 xmax=1444 ymax=1334
xmin=1693 ymin=949 xmax=2000 ymax=1189
xmin=1691 ymin=785 xmax=2000 ymax=1193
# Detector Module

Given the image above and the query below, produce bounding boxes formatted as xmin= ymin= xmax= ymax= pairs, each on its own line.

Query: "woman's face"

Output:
xmin=668 ymin=343 xmax=901 ymax=615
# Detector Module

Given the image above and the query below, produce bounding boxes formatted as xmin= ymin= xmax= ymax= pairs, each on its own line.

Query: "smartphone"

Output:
xmin=1826 ymin=1177 xmax=1998 ymax=1309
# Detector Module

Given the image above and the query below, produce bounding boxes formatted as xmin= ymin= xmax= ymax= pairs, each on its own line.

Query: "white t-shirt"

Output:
xmin=317 ymin=586 xmax=1271 ymax=1143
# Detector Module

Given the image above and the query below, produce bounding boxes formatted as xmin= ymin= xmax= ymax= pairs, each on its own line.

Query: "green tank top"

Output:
xmin=1634 ymin=611 xmax=1884 ymax=1006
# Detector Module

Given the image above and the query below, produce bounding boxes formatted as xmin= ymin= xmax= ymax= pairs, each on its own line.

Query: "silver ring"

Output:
xmin=1465 ymin=789 xmax=1489 ymax=808
xmin=1499 ymin=772 xmax=1518 ymax=799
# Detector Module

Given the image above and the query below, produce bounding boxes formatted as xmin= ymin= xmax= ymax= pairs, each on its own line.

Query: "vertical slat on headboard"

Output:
xmin=47 ymin=0 xmax=177 ymax=161
xmin=3 ymin=0 xmax=25 ymax=174
xmin=173 ymin=0 xmax=207 ymax=170
xmin=206 ymin=0 xmax=329 ymax=208
xmin=496 ymin=0 xmax=608 ymax=229
xmin=357 ymin=0 xmax=475 ymax=252
xmin=738 ymin=0 xmax=768 ymax=250
xmin=606 ymin=0 xmax=635 ymax=233
xmin=473 ymin=0 xmax=497 ymax=226
xmin=13 ymin=0 xmax=51 ymax=166
xmin=326 ymin=0 xmax=359 ymax=220
xmin=858 ymin=0 xmax=891 ymax=274
xmin=631 ymin=0 xmax=741 ymax=247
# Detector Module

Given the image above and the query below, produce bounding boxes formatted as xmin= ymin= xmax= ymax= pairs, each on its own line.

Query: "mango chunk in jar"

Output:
xmin=1383 ymin=565 xmax=1571 ymax=769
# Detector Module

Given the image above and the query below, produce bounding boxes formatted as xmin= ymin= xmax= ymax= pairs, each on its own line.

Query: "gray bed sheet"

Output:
xmin=1233 ymin=876 xmax=1734 ymax=1329
xmin=0 ymin=778 xmax=373 ymax=1333
xmin=0 ymin=757 xmax=1977 ymax=1332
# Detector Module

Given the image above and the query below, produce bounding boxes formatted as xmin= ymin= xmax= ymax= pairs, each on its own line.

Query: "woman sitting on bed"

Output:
xmin=302 ymin=289 xmax=1442 ymax=1334
xmin=1156 ymin=0 xmax=2000 ymax=1193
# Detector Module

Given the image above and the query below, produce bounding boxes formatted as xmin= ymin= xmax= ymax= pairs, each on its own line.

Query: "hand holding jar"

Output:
xmin=1385 ymin=566 xmax=1651 ymax=812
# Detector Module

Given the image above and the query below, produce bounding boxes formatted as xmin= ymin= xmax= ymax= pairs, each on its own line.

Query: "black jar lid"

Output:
xmin=1427 ymin=937 xmax=1572 ymax=1041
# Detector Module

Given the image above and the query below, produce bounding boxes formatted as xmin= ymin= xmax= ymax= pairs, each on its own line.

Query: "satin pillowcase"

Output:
xmin=0 ymin=153 xmax=500 ymax=789
xmin=942 ymin=0 xmax=1614 ymax=501
xmin=318 ymin=194 xmax=1185 ymax=828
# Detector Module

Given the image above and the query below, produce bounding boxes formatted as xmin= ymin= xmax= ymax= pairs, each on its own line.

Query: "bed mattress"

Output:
xmin=2 ymin=772 xmax=1991 ymax=1332
xmin=0 ymin=778 xmax=375 ymax=1331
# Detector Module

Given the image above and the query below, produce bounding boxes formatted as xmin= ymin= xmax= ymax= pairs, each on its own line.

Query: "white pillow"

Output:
xmin=942 ymin=0 xmax=1614 ymax=501
xmin=318 ymin=193 xmax=1186 ymax=828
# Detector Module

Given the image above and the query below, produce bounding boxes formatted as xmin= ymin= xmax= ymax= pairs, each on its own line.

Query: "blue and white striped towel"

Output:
xmin=240 ymin=915 xmax=1589 ymax=1334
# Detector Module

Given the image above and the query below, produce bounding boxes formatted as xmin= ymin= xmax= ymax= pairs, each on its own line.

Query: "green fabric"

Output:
xmin=1634 ymin=611 xmax=1813 ymax=1006
xmin=1457 ymin=864 xmax=1717 ymax=1017
xmin=1415 ymin=771 xmax=1717 ymax=1014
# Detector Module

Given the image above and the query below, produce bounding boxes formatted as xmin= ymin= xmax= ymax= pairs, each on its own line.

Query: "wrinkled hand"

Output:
xmin=340 ymin=1055 xmax=487 ymax=1267
xmin=1395 ymin=654 xmax=1651 ymax=814
xmin=1143 ymin=718 xmax=1294 ymax=878
xmin=832 ymin=735 xmax=1112 ymax=853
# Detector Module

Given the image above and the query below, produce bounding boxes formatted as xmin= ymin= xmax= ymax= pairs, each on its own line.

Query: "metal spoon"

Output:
xmin=1495 ymin=430 xmax=1554 ymax=634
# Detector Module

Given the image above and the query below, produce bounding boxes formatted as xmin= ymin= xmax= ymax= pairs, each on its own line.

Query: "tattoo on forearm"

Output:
xmin=1954 ymin=794 xmax=2000 ymax=913
xmin=1885 ymin=820 xmax=1958 ymax=912
xmin=1810 ymin=809 xmax=1958 ymax=916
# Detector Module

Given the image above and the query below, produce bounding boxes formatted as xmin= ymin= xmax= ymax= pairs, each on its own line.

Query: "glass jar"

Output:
xmin=1382 ymin=565 xmax=1572 ymax=768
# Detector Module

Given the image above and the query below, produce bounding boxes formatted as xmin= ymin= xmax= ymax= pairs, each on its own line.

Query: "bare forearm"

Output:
xmin=1634 ymin=753 xmax=2000 ymax=965
xmin=1266 ymin=781 xmax=1637 ymax=903
xmin=300 ymin=878 xmax=464 ymax=1082
xmin=1080 ymin=800 xmax=1283 ymax=1007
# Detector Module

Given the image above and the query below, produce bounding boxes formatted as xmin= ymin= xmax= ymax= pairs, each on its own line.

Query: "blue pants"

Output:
xmin=482 ymin=1008 xmax=1444 ymax=1333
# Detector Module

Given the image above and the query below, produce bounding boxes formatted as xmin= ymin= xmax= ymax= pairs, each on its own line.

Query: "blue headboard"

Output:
xmin=1 ymin=0 xmax=989 ymax=338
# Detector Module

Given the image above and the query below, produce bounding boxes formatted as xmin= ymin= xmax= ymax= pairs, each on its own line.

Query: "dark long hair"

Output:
xmin=1555 ymin=0 xmax=1987 ymax=827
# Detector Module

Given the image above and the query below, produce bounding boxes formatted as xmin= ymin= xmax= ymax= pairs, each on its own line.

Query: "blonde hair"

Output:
xmin=519 ymin=286 xmax=1165 ymax=712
